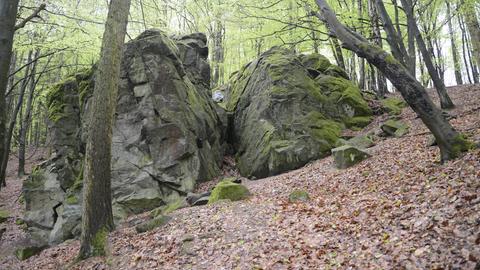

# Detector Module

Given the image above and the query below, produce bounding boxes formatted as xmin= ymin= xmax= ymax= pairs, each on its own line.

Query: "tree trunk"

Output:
xmin=463 ymin=2 xmax=480 ymax=81
xmin=78 ymin=0 xmax=131 ymax=260
xmin=459 ymin=13 xmax=475 ymax=84
xmin=314 ymin=0 xmax=471 ymax=162
xmin=375 ymin=0 xmax=413 ymax=74
xmin=18 ymin=50 xmax=40 ymax=177
xmin=0 ymin=51 xmax=32 ymax=186
xmin=330 ymin=37 xmax=346 ymax=70
xmin=357 ymin=0 xmax=365 ymax=90
xmin=368 ymin=0 xmax=387 ymax=97
xmin=446 ymin=1 xmax=463 ymax=85
xmin=211 ymin=18 xmax=225 ymax=88
xmin=400 ymin=0 xmax=454 ymax=109
xmin=0 ymin=0 xmax=20 ymax=189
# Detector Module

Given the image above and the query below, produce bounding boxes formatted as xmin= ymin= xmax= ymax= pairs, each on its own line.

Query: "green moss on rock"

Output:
xmin=316 ymin=75 xmax=372 ymax=118
xmin=300 ymin=53 xmax=332 ymax=73
xmin=0 ymin=209 xmax=9 ymax=223
xmin=150 ymin=198 xmax=186 ymax=218
xmin=135 ymin=215 xmax=172 ymax=233
xmin=288 ymin=190 xmax=310 ymax=202
xmin=332 ymin=145 xmax=371 ymax=169
xmin=65 ymin=194 xmax=78 ymax=205
xmin=381 ymin=97 xmax=407 ymax=115
xmin=381 ymin=119 xmax=409 ymax=137
xmin=15 ymin=245 xmax=46 ymax=260
xmin=344 ymin=116 xmax=373 ymax=129
xmin=23 ymin=166 xmax=45 ymax=189
xmin=45 ymin=77 xmax=77 ymax=122
xmin=208 ymin=180 xmax=250 ymax=204
xmin=450 ymin=134 xmax=475 ymax=158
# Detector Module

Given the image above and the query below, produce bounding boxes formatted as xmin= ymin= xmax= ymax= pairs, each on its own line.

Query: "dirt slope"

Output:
xmin=1 ymin=85 xmax=479 ymax=270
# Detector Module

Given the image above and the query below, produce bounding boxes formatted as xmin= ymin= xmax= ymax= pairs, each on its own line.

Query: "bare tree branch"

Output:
xmin=14 ymin=4 xmax=47 ymax=31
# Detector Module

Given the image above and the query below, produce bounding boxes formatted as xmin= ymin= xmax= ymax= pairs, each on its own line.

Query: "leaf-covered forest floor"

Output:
xmin=1 ymin=85 xmax=479 ymax=269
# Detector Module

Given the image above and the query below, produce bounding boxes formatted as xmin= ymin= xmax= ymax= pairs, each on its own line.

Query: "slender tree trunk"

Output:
xmin=400 ymin=0 xmax=454 ymax=109
xmin=0 ymin=0 xmax=20 ymax=189
xmin=463 ymin=2 xmax=480 ymax=81
xmin=375 ymin=0 xmax=413 ymax=73
xmin=459 ymin=13 xmax=474 ymax=84
xmin=368 ymin=0 xmax=387 ymax=97
xmin=211 ymin=18 xmax=225 ymax=88
xmin=446 ymin=1 xmax=463 ymax=85
xmin=0 ymin=51 xmax=32 ymax=185
xmin=357 ymin=0 xmax=365 ymax=90
xmin=18 ymin=50 xmax=40 ymax=177
xmin=79 ymin=0 xmax=131 ymax=260
xmin=331 ymin=37 xmax=346 ymax=70
xmin=315 ymin=0 xmax=471 ymax=162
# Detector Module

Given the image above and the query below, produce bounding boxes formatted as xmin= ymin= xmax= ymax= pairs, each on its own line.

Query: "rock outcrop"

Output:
xmin=23 ymin=30 xmax=224 ymax=244
xmin=220 ymin=47 xmax=372 ymax=178
xmin=23 ymin=35 xmax=374 ymax=245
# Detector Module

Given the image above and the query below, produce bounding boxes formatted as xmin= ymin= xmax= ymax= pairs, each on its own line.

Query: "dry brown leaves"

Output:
xmin=1 ymin=85 xmax=479 ymax=270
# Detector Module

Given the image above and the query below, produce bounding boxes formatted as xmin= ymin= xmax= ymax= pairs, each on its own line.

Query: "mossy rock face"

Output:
xmin=135 ymin=215 xmax=172 ymax=233
xmin=380 ymin=97 xmax=407 ymax=115
xmin=222 ymin=47 xmax=372 ymax=178
xmin=340 ymin=134 xmax=375 ymax=149
xmin=15 ymin=245 xmax=47 ymax=260
xmin=22 ymin=30 xmax=225 ymax=246
xmin=332 ymin=145 xmax=371 ymax=169
xmin=0 ymin=209 xmax=9 ymax=223
xmin=381 ymin=119 xmax=409 ymax=137
xmin=208 ymin=180 xmax=250 ymax=204
xmin=288 ymin=190 xmax=310 ymax=202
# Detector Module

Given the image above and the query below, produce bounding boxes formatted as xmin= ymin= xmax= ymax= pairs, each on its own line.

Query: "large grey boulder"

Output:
xmin=22 ymin=30 xmax=225 ymax=245
xmin=222 ymin=47 xmax=372 ymax=178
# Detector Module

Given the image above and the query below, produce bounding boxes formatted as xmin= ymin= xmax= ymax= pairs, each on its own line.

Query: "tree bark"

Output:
xmin=357 ymin=0 xmax=365 ymax=90
xmin=211 ymin=18 xmax=225 ymax=88
xmin=446 ymin=1 xmax=463 ymax=85
xmin=18 ymin=49 xmax=40 ymax=177
xmin=78 ymin=0 xmax=131 ymax=260
xmin=0 ymin=51 xmax=32 ymax=186
xmin=368 ymin=0 xmax=387 ymax=97
xmin=330 ymin=36 xmax=346 ymax=70
xmin=314 ymin=0 xmax=471 ymax=162
xmin=463 ymin=1 xmax=480 ymax=81
xmin=400 ymin=0 xmax=454 ymax=109
xmin=0 ymin=0 xmax=20 ymax=189
xmin=375 ymin=0 xmax=413 ymax=74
